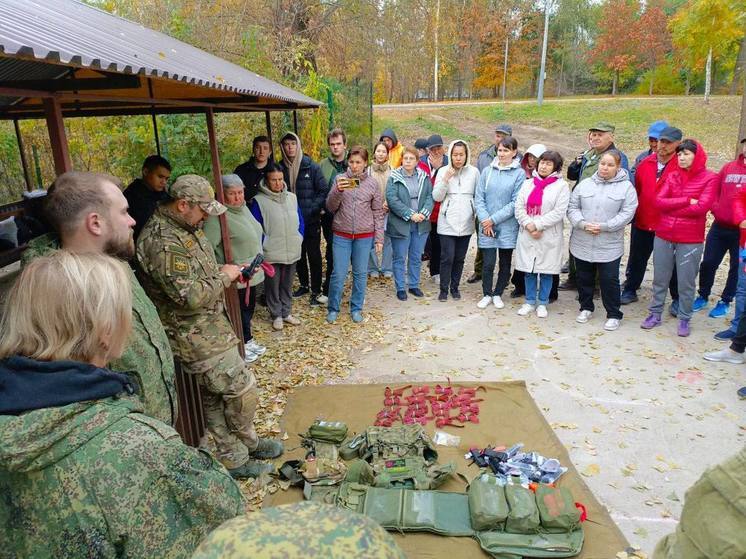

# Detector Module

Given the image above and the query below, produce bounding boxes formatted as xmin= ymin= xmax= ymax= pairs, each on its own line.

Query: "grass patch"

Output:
xmin=375 ymin=96 xmax=741 ymax=167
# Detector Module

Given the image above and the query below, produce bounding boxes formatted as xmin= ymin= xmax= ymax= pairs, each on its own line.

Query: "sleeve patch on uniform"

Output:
xmin=168 ymin=253 xmax=190 ymax=275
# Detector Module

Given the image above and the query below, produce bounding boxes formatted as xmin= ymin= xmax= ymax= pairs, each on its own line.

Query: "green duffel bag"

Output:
xmin=476 ymin=527 xmax=584 ymax=559
xmin=306 ymin=420 xmax=348 ymax=444
xmin=468 ymin=473 xmax=509 ymax=531
xmin=505 ymin=483 xmax=540 ymax=534
xmin=535 ymin=485 xmax=581 ymax=533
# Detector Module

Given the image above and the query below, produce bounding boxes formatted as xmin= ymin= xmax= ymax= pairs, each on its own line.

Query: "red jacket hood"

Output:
xmin=677 ymin=141 xmax=708 ymax=179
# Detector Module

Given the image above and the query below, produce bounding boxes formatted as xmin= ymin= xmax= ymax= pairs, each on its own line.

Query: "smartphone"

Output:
xmin=347 ymin=177 xmax=360 ymax=189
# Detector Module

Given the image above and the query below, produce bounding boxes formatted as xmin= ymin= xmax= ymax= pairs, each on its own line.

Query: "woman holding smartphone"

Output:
xmin=325 ymin=146 xmax=384 ymax=324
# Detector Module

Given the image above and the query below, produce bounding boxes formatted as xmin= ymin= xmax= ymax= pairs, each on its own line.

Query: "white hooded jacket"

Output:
xmin=432 ymin=140 xmax=480 ymax=237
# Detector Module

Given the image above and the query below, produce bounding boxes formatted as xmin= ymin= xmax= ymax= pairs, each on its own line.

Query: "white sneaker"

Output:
xmin=604 ymin=318 xmax=621 ymax=331
xmin=283 ymin=314 xmax=301 ymax=326
xmin=703 ymin=347 xmax=746 ymax=364
xmin=245 ymin=339 xmax=267 ymax=356
xmin=536 ymin=305 xmax=548 ymax=318
xmin=517 ymin=303 xmax=535 ymax=316
xmin=492 ymin=295 xmax=505 ymax=309
xmin=272 ymin=317 xmax=284 ymax=330
xmin=243 ymin=351 xmax=259 ymax=363
xmin=315 ymin=294 xmax=328 ymax=304
xmin=431 ymin=274 xmax=440 ymax=284
xmin=576 ymin=310 xmax=593 ymax=323
xmin=477 ymin=296 xmax=492 ymax=309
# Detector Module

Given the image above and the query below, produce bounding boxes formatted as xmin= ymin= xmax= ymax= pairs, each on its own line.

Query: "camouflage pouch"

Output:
xmin=345 ymin=459 xmax=376 ymax=485
xmin=301 ymin=441 xmax=347 ymax=486
xmin=536 ymin=485 xmax=581 ymax=533
xmin=468 ymin=473 xmax=509 ymax=531
xmin=505 ymin=483 xmax=540 ymax=534
xmin=306 ymin=420 xmax=348 ymax=444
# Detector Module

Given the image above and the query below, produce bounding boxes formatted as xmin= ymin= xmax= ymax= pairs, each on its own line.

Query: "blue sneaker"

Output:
xmin=714 ymin=328 xmax=736 ymax=341
xmin=669 ymin=299 xmax=680 ymax=317
xmin=692 ymin=296 xmax=708 ymax=312
xmin=351 ymin=311 xmax=364 ymax=323
xmin=708 ymin=300 xmax=730 ymax=318
xmin=326 ymin=311 xmax=338 ymax=324
xmin=738 ymin=386 xmax=746 ymax=399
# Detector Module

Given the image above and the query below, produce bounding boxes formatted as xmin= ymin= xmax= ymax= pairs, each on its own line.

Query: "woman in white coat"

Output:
xmin=433 ymin=140 xmax=480 ymax=301
xmin=514 ymin=151 xmax=570 ymax=318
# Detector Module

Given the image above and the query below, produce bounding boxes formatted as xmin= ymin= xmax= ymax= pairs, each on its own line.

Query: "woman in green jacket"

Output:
xmin=0 ymin=252 xmax=244 ymax=559
xmin=204 ymin=174 xmax=267 ymax=362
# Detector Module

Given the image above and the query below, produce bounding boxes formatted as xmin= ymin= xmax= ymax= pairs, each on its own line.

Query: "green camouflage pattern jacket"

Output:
xmin=192 ymin=501 xmax=406 ymax=559
xmin=0 ymin=395 xmax=245 ymax=559
xmin=136 ymin=207 xmax=238 ymax=363
xmin=21 ymin=233 xmax=178 ymax=425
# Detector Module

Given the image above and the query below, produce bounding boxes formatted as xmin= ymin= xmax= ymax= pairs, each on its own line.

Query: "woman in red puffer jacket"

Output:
xmin=641 ymin=139 xmax=718 ymax=337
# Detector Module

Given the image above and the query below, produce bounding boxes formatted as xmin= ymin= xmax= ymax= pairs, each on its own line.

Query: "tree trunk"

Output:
xmin=648 ymin=64 xmax=655 ymax=96
xmin=684 ymin=71 xmax=691 ymax=95
xmin=704 ymin=45 xmax=712 ymax=104
xmin=730 ymin=34 xmax=746 ymax=95
xmin=557 ymin=52 xmax=564 ymax=97
xmin=612 ymin=70 xmax=618 ymax=96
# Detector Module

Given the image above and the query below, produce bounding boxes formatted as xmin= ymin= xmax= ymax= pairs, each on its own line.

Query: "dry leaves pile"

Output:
xmin=236 ymin=286 xmax=388 ymax=509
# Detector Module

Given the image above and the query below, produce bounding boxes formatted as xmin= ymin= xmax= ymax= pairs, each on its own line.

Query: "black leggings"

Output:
xmin=482 ymin=248 xmax=513 ymax=297
xmin=439 ymin=234 xmax=471 ymax=293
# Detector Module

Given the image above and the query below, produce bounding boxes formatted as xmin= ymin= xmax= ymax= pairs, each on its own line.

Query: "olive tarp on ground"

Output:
xmin=266 ymin=380 xmax=629 ymax=558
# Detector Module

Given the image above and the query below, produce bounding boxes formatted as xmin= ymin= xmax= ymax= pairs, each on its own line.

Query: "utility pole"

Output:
xmin=502 ymin=36 xmax=509 ymax=102
xmin=738 ymin=77 xmax=746 ymax=158
xmin=434 ymin=0 xmax=440 ymax=101
xmin=537 ymin=0 xmax=550 ymax=106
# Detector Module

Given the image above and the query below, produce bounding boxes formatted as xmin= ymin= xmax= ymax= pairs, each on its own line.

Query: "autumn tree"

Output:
xmin=592 ymin=0 xmax=641 ymax=95
xmin=635 ymin=0 xmax=672 ymax=95
xmin=670 ymin=0 xmax=746 ymax=102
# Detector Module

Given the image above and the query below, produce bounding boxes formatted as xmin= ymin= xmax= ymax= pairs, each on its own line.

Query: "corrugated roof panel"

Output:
xmin=0 ymin=0 xmax=321 ymax=108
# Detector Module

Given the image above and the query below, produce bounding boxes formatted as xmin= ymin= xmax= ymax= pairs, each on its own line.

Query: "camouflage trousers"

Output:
xmin=182 ymin=348 xmax=259 ymax=469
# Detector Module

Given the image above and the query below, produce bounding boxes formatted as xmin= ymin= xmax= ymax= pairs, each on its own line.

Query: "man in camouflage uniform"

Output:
xmin=191 ymin=501 xmax=406 ymax=559
xmin=137 ymin=175 xmax=282 ymax=478
xmin=21 ymin=171 xmax=177 ymax=426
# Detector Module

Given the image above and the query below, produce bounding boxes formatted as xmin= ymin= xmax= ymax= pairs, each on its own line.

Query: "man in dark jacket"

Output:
xmin=279 ymin=132 xmax=329 ymax=306
xmin=233 ymin=135 xmax=274 ymax=202
xmin=123 ymin=155 xmax=171 ymax=241
xmin=318 ymin=128 xmax=349 ymax=298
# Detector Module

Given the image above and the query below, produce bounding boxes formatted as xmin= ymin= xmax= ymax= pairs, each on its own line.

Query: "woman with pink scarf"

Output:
xmin=514 ymin=151 xmax=570 ymax=318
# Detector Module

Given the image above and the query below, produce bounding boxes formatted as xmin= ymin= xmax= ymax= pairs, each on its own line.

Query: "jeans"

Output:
xmin=576 ymin=256 xmax=623 ymax=319
xmin=439 ymin=234 xmax=471 ymax=293
xmin=624 ymin=225 xmax=678 ymax=298
xmin=369 ymin=232 xmax=393 ymax=274
xmin=391 ymin=222 xmax=429 ymax=291
xmin=327 ymin=234 xmax=373 ymax=314
xmin=237 ymin=286 xmax=257 ymax=341
xmin=524 ymin=272 xmax=553 ymax=306
xmin=649 ymin=238 xmax=703 ymax=321
xmin=297 ymin=220 xmax=322 ymax=293
xmin=698 ymin=222 xmax=739 ymax=303
xmin=428 ymin=229 xmax=441 ymax=276
xmin=321 ymin=212 xmax=334 ymax=295
xmin=482 ymin=247 xmax=513 ymax=297
xmin=730 ymin=249 xmax=746 ymax=332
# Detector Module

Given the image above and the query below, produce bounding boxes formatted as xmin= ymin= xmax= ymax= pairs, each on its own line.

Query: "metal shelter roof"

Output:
xmin=0 ymin=0 xmax=322 ymax=119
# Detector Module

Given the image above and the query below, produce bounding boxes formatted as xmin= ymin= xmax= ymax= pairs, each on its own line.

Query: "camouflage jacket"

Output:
xmin=136 ymin=207 xmax=238 ymax=363
xmin=0 ymin=395 xmax=244 ymax=559
xmin=192 ymin=501 xmax=406 ymax=559
xmin=21 ymin=233 xmax=178 ymax=425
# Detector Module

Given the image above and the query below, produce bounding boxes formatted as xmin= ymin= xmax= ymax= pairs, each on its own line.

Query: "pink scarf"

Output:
xmin=526 ymin=173 xmax=559 ymax=216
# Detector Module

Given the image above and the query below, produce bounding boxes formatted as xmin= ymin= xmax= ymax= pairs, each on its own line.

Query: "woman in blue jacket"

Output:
xmin=474 ymin=136 xmax=526 ymax=310
xmin=386 ymin=147 xmax=435 ymax=301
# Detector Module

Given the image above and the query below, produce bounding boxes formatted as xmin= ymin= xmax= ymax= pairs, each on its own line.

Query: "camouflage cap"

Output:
xmin=169 ymin=174 xmax=226 ymax=216
xmin=191 ymin=501 xmax=407 ymax=559
xmin=589 ymin=122 xmax=615 ymax=133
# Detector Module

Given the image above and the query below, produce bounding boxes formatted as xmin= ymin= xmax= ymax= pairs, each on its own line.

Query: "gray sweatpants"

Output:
xmin=265 ymin=262 xmax=296 ymax=319
xmin=649 ymin=237 xmax=703 ymax=320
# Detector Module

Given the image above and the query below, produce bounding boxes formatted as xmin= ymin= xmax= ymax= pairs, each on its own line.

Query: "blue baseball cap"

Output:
xmin=647 ymin=120 xmax=669 ymax=140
